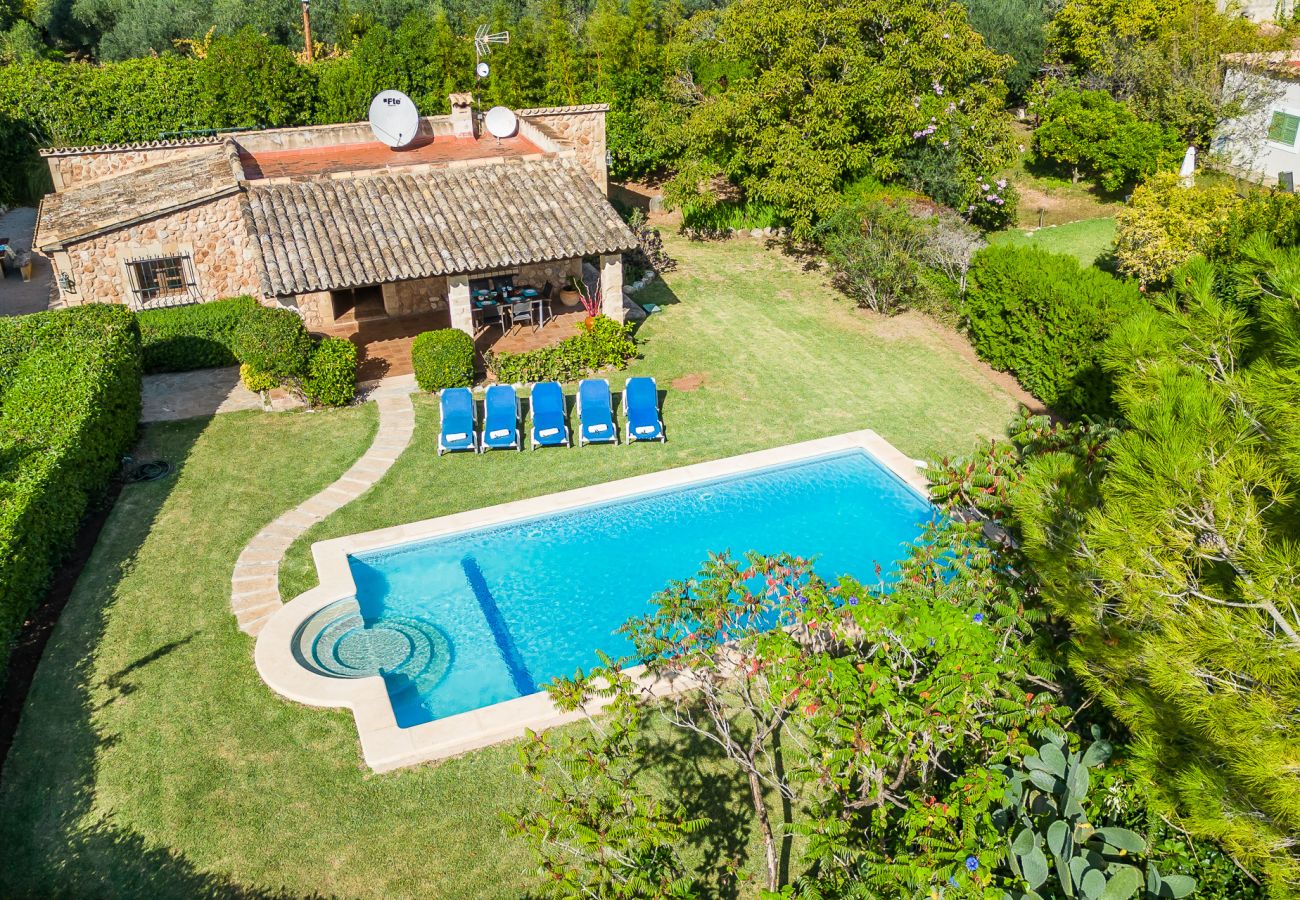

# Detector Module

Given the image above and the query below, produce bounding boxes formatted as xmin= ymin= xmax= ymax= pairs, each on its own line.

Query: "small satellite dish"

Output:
xmin=476 ymin=61 xmax=490 ymax=79
xmin=485 ymin=106 xmax=518 ymax=139
xmin=368 ymin=90 xmax=419 ymax=148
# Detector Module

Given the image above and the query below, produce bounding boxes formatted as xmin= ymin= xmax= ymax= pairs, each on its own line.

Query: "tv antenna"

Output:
xmin=473 ymin=25 xmax=509 ymax=79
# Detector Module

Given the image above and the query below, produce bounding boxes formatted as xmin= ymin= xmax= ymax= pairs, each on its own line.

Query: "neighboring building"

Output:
xmin=33 ymin=95 xmax=637 ymax=331
xmin=1217 ymin=52 xmax=1300 ymax=184
xmin=1226 ymin=0 xmax=1294 ymax=22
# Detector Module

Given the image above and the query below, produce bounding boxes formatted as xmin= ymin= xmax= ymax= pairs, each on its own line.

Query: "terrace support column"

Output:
xmin=448 ymin=273 xmax=474 ymax=336
xmin=599 ymin=253 xmax=625 ymax=324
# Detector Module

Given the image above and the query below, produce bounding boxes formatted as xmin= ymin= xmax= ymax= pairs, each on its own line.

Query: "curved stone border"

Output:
xmin=230 ymin=390 xmax=416 ymax=636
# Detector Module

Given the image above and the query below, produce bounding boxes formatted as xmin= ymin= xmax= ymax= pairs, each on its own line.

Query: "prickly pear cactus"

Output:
xmin=995 ymin=730 xmax=1196 ymax=900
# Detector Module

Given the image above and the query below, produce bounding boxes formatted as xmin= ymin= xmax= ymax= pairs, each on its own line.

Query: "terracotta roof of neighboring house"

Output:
xmin=243 ymin=157 xmax=637 ymax=296
xmin=35 ymin=144 xmax=241 ymax=249
xmin=516 ymin=104 xmax=610 ymax=115
xmin=1222 ymin=51 xmax=1300 ymax=81
xmin=38 ymin=136 xmax=227 ymax=157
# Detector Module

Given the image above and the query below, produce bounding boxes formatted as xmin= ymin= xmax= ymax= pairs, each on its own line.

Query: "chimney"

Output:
xmin=449 ymin=93 xmax=476 ymax=138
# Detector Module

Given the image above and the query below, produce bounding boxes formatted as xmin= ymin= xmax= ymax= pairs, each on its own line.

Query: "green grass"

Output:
xmin=989 ymin=217 xmax=1117 ymax=268
xmin=0 ymin=235 xmax=1023 ymax=898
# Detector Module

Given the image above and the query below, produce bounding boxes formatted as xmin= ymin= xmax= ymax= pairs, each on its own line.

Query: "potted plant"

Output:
xmin=558 ymin=276 xmax=583 ymax=308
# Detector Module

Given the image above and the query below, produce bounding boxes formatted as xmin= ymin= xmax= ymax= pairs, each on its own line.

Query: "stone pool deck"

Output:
xmin=230 ymin=381 xmax=417 ymax=635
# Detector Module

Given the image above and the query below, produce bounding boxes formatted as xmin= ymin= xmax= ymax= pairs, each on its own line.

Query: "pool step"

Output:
xmin=294 ymin=600 xmax=451 ymax=688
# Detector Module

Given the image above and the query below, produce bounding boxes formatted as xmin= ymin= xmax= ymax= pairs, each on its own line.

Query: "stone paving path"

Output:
xmin=230 ymin=385 xmax=416 ymax=635
xmin=142 ymin=367 xmax=304 ymax=423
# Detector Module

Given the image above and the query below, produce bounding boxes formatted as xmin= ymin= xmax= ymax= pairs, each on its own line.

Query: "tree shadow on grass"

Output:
xmin=636 ymin=715 xmax=763 ymax=900
xmin=0 ymin=415 xmax=332 ymax=900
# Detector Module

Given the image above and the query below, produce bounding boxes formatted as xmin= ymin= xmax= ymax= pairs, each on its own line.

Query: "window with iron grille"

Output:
xmin=126 ymin=254 xmax=199 ymax=307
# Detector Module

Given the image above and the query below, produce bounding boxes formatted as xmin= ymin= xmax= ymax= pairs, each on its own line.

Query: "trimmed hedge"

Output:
xmin=0 ymin=304 xmax=142 ymax=678
xmin=233 ymin=306 xmax=313 ymax=378
xmin=302 ymin=337 xmax=359 ymax=407
xmin=484 ymin=316 xmax=637 ymax=384
xmin=963 ymin=245 xmax=1144 ymax=419
xmin=136 ymin=296 xmax=258 ymax=374
xmin=411 ymin=329 xmax=475 ymax=392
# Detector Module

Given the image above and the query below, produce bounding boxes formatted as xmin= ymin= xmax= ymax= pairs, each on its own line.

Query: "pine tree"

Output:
xmin=1014 ymin=240 xmax=1300 ymax=892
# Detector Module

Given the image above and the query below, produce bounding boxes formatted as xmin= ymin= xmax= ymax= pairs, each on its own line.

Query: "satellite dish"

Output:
xmin=368 ymin=90 xmax=420 ymax=148
xmin=485 ymin=106 xmax=518 ymax=139
xmin=476 ymin=61 xmax=490 ymax=79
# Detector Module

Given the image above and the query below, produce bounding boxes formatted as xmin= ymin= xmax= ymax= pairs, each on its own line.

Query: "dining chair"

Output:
xmin=478 ymin=302 xmax=505 ymax=334
xmin=508 ymin=300 xmax=536 ymax=332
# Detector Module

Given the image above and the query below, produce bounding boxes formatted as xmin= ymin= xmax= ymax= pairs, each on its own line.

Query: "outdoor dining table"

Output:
xmin=472 ymin=287 xmax=548 ymax=332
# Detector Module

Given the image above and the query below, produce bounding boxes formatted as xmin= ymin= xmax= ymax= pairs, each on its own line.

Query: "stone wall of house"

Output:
xmin=44 ymin=144 xmax=222 ymax=191
xmin=382 ymin=276 xmax=448 ymax=317
xmin=518 ymin=257 xmax=581 ymax=292
xmin=55 ymin=194 xmax=261 ymax=307
xmin=517 ymin=108 xmax=608 ymax=194
xmin=292 ymin=291 xmax=332 ymax=329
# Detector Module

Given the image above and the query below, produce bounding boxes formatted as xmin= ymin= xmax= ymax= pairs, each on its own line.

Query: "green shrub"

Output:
xmin=411 ymin=328 xmax=475 ymax=392
xmin=485 ymin=316 xmax=636 ymax=384
xmin=302 ymin=337 xmax=358 ymax=407
xmin=136 ymin=296 xmax=258 ymax=373
xmin=232 ymin=306 xmax=312 ymax=378
xmin=239 ymin=363 xmax=278 ymax=393
xmin=0 ymin=304 xmax=142 ymax=678
xmin=963 ymin=244 xmax=1144 ymax=418
xmin=682 ymin=199 xmax=787 ymax=234
xmin=1030 ymin=88 xmax=1181 ymax=193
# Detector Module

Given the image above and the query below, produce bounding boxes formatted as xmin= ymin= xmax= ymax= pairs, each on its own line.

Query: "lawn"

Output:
xmin=0 ymin=235 xmax=1025 ymax=898
xmin=989 ymin=216 xmax=1117 ymax=268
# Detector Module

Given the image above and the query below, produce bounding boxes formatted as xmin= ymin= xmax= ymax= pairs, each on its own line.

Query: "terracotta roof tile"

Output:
xmin=35 ymin=144 xmax=240 ymax=249
xmin=244 ymin=158 xmax=637 ymax=296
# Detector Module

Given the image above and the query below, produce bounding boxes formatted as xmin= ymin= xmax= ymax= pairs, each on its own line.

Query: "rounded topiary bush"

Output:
xmin=232 ymin=306 xmax=312 ymax=378
xmin=302 ymin=336 xmax=358 ymax=407
xmin=411 ymin=328 xmax=475 ymax=392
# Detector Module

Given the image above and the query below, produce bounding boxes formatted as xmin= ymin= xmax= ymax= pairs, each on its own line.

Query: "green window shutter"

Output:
xmin=1268 ymin=111 xmax=1300 ymax=145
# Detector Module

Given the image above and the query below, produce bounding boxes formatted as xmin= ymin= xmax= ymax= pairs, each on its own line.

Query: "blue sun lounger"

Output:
xmin=481 ymin=384 xmax=522 ymax=452
xmin=530 ymin=381 xmax=571 ymax=450
xmin=624 ymin=376 xmax=664 ymax=443
xmin=577 ymin=378 xmax=617 ymax=446
xmin=438 ymin=387 xmax=478 ymax=456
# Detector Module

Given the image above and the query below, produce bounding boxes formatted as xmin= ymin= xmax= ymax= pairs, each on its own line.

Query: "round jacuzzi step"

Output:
xmin=295 ymin=601 xmax=452 ymax=690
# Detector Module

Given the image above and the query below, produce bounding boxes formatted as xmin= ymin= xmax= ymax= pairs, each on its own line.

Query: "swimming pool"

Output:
xmin=257 ymin=430 xmax=933 ymax=770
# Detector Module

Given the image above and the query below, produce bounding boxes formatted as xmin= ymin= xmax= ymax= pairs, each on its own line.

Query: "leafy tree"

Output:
xmin=1048 ymin=0 xmax=1286 ymax=145
xmin=521 ymin=531 xmax=1062 ymax=896
xmin=959 ymin=0 xmax=1048 ymax=101
xmin=1030 ymin=87 xmax=1180 ymax=193
xmin=659 ymin=0 xmax=1017 ymax=236
xmin=1112 ymin=172 xmax=1239 ymax=285
xmin=507 ymin=658 xmax=704 ymax=898
xmin=1011 ymin=245 xmax=1300 ymax=890
xmin=199 ymin=27 xmax=315 ymax=129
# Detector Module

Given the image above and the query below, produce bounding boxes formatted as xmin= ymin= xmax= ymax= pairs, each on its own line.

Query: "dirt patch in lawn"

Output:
xmin=1015 ymin=183 xmax=1119 ymax=228
xmin=672 ymin=372 xmax=709 ymax=391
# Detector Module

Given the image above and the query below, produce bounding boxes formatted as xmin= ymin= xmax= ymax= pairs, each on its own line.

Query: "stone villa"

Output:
xmin=33 ymin=94 xmax=637 ymax=333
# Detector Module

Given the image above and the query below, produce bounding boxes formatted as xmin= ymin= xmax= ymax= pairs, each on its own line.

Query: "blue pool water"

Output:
xmin=315 ymin=450 xmax=934 ymax=728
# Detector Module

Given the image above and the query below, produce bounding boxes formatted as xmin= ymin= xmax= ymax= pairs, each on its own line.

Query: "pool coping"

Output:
xmin=254 ymin=429 xmax=929 ymax=772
